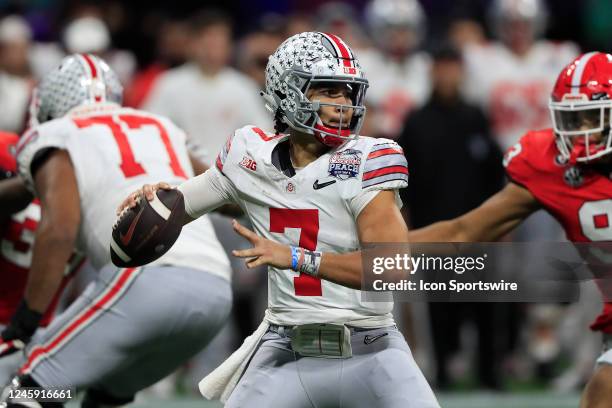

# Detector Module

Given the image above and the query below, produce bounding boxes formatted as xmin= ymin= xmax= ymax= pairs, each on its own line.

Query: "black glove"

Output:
xmin=0 ymin=300 xmax=42 ymax=358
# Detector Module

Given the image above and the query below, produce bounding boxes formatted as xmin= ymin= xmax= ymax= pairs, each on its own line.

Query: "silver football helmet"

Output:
xmin=262 ymin=31 xmax=368 ymax=147
xmin=31 ymin=53 xmax=122 ymax=125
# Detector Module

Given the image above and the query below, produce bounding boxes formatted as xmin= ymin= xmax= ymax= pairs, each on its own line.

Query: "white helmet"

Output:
xmin=365 ymin=0 xmax=426 ymax=47
xmin=31 ymin=53 xmax=122 ymax=125
xmin=262 ymin=31 xmax=368 ymax=147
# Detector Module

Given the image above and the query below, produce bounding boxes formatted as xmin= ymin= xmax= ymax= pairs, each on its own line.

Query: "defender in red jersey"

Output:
xmin=402 ymin=52 xmax=612 ymax=408
xmin=0 ymin=131 xmax=82 ymax=386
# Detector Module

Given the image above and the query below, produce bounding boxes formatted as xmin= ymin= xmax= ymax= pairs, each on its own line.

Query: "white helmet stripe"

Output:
xmin=571 ymin=51 xmax=598 ymax=94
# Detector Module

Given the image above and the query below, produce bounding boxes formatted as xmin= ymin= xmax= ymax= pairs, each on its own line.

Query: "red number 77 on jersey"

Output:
xmin=73 ymin=114 xmax=187 ymax=179
xmin=269 ymin=208 xmax=322 ymax=296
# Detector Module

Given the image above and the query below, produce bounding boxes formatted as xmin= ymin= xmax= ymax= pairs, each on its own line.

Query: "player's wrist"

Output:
xmin=290 ymin=246 xmax=322 ymax=277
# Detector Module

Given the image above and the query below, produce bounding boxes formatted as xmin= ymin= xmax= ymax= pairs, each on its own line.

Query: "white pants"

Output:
xmin=226 ymin=325 xmax=440 ymax=408
xmin=20 ymin=264 xmax=232 ymax=400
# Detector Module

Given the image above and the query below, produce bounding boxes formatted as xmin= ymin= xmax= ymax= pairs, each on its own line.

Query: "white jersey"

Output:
xmin=180 ymin=126 xmax=409 ymax=327
xmin=463 ymin=40 xmax=579 ymax=150
xmin=16 ymin=105 xmax=231 ymax=280
xmin=143 ymin=63 xmax=272 ymax=164
xmin=358 ymin=49 xmax=431 ymax=139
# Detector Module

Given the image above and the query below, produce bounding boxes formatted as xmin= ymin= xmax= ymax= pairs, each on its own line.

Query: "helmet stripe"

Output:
xmin=571 ymin=51 xmax=598 ymax=94
xmin=321 ymin=32 xmax=353 ymax=68
xmin=80 ymin=53 xmax=104 ymax=102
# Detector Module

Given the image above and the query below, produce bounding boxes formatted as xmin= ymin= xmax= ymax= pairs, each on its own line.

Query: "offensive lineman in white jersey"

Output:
xmin=1 ymin=54 xmax=232 ymax=407
xmin=122 ymin=32 xmax=439 ymax=407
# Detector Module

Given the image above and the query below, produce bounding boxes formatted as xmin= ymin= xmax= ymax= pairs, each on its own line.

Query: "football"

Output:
xmin=110 ymin=188 xmax=185 ymax=268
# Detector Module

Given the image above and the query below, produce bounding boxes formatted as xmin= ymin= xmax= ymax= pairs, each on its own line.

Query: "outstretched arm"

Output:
xmin=407 ymin=182 xmax=540 ymax=243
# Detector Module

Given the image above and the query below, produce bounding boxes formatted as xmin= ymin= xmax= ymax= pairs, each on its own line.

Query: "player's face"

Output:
xmin=306 ymin=83 xmax=354 ymax=128
xmin=554 ymin=107 xmax=612 ymax=162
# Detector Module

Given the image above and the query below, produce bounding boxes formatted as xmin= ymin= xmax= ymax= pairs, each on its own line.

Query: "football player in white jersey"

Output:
xmin=121 ymin=32 xmax=439 ymax=408
xmin=463 ymin=0 xmax=579 ymax=151
xmin=1 ymin=54 xmax=232 ymax=407
xmin=358 ymin=0 xmax=431 ymax=139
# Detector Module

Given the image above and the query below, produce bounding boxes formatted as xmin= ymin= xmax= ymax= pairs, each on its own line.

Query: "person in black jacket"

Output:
xmin=398 ymin=44 xmax=506 ymax=389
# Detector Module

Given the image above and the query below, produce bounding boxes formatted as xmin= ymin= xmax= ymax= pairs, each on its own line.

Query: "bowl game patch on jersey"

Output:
xmin=328 ymin=148 xmax=362 ymax=180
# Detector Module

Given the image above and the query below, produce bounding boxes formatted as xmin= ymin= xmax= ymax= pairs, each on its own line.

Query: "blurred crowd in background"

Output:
xmin=1 ymin=0 xmax=610 ymax=396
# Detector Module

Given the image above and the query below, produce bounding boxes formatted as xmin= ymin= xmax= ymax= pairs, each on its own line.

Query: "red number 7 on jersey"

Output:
xmin=73 ymin=114 xmax=187 ymax=179
xmin=269 ymin=208 xmax=322 ymax=296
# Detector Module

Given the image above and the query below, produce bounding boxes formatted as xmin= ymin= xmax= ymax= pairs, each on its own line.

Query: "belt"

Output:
xmin=268 ymin=324 xmax=394 ymax=338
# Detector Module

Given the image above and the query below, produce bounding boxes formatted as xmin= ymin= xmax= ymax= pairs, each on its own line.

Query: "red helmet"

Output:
xmin=549 ymin=52 xmax=612 ymax=163
xmin=0 ymin=131 xmax=19 ymax=180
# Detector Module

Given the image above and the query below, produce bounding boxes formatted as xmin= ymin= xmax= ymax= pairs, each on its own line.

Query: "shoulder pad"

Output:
xmin=16 ymin=119 xmax=73 ymax=191
xmin=504 ymin=129 xmax=556 ymax=186
xmin=215 ymin=126 xmax=280 ymax=173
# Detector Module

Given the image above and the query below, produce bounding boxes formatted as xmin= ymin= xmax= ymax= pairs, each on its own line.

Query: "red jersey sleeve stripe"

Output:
xmin=367 ymin=148 xmax=403 ymax=159
xmin=363 ymin=165 xmax=409 ymax=181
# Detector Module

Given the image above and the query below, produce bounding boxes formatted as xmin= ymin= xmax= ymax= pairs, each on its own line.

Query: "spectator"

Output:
xmin=284 ymin=13 xmax=314 ymax=38
xmin=0 ymin=15 xmax=34 ymax=133
xmin=236 ymin=15 xmax=284 ymax=91
xmin=144 ymin=9 xmax=271 ymax=164
xmin=315 ymin=2 xmax=370 ymax=51
xmin=63 ymin=16 xmax=137 ymax=86
xmin=359 ymin=0 xmax=431 ymax=139
xmin=398 ymin=44 xmax=505 ymax=389
xmin=124 ymin=16 xmax=190 ymax=107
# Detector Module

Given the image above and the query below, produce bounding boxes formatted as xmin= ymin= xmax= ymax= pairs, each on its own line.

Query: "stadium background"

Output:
xmin=1 ymin=0 xmax=611 ymax=407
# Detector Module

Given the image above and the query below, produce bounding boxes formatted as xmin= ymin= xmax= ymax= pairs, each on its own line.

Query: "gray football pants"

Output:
xmin=15 ymin=264 xmax=232 ymax=400
xmin=226 ymin=325 xmax=440 ymax=408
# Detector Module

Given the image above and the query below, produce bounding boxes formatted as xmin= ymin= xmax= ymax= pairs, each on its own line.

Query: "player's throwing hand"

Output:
xmin=232 ymin=220 xmax=292 ymax=270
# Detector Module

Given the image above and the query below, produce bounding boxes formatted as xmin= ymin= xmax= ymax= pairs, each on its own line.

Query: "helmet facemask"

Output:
xmin=283 ymin=70 xmax=368 ymax=146
xmin=263 ymin=32 xmax=369 ymax=148
xmin=550 ymin=98 xmax=612 ymax=163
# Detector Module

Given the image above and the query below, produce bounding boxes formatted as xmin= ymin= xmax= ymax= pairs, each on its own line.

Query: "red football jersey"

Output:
xmin=504 ymin=128 xmax=612 ymax=333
